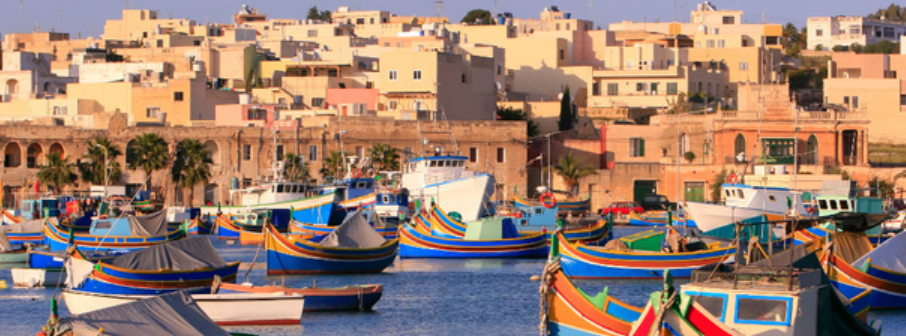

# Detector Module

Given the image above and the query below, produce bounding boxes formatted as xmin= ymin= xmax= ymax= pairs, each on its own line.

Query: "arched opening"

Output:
xmin=125 ymin=140 xmax=137 ymax=166
xmin=26 ymin=143 xmax=44 ymax=168
xmin=203 ymin=140 xmax=220 ymax=165
xmin=806 ymin=135 xmax=819 ymax=165
xmin=5 ymin=79 xmax=18 ymax=95
xmin=49 ymin=143 xmax=65 ymax=158
xmin=679 ymin=133 xmax=689 ymax=156
xmin=204 ymin=183 xmax=219 ymax=206
xmin=734 ymin=134 xmax=746 ymax=163
xmin=43 ymin=82 xmax=51 ymax=95
xmin=3 ymin=143 xmax=21 ymax=167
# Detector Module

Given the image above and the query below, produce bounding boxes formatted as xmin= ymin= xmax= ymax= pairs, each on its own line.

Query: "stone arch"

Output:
xmin=3 ymin=143 xmax=21 ymax=167
xmin=26 ymin=143 xmax=44 ymax=168
xmin=5 ymin=79 xmax=18 ymax=95
xmin=203 ymin=140 xmax=220 ymax=165
xmin=734 ymin=133 xmax=746 ymax=162
xmin=49 ymin=143 xmax=65 ymax=158
xmin=806 ymin=134 xmax=819 ymax=164
xmin=125 ymin=139 xmax=137 ymax=166
xmin=204 ymin=183 xmax=219 ymax=205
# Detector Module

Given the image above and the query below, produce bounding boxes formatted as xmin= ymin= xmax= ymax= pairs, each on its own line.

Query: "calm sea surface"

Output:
xmin=1 ymin=227 xmax=904 ymax=335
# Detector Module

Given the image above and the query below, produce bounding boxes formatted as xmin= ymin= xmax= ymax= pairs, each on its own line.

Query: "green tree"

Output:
xmin=832 ymin=45 xmax=848 ymax=52
xmin=710 ymin=169 xmax=733 ymax=203
xmin=170 ymin=139 xmax=212 ymax=206
xmin=321 ymin=151 xmax=347 ymax=179
xmin=127 ymin=133 xmax=169 ymax=192
xmin=369 ymin=143 xmax=400 ymax=172
xmin=496 ymin=106 xmax=539 ymax=137
xmin=850 ymin=43 xmax=864 ymax=53
xmin=307 ymin=6 xmax=332 ymax=21
xmin=550 ymin=152 xmax=596 ymax=196
xmin=283 ymin=153 xmax=310 ymax=182
xmin=558 ymin=87 xmax=573 ymax=131
xmin=79 ymin=137 xmax=122 ymax=186
xmin=37 ymin=153 xmax=77 ymax=195
xmin=862 ymin=40 xmax=899 ymax=54
xmin=783 ymin=23 xmax=803 ymax=57
xmin=868 ymin=4 xmax=906 ymax=22
xmin=868 ymin=176 xmax=895 ymax=198
xmin=461 ymin=9 xmax=493 ymax=25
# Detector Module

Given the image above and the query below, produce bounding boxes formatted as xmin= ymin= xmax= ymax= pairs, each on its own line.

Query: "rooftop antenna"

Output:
xmin=493 ymin=0 xmax=498 ymax=16
xmin=55 ymin=5 xmax=60 ymax=31
xmin=434 ymin=0 xmax=443 ymax=18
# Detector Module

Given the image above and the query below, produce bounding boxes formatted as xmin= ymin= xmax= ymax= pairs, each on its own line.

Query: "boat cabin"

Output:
xmin=815 ymin=195 xmax=883 ymax=217
xmin=20 ymin=197 xmax=68 ymax=220
xmin=402 ymin=156 xmax=474 ymax=190
xmin=683 ymin=268 xmax=824 ymax=336
xmin=166 ymin=207 xmax=200 ymax=223
xmin=231 ymin=181 xmax=311 ymax=206
xmin=89 ymin=218 xmax=134 ymax=236
xmin=232 ymin=209 xmax=271 ymax=227
xmin=720 ymin=184 xmax=808 ymax=216
xmin=372 ymin=192 xmax=409 ymax=224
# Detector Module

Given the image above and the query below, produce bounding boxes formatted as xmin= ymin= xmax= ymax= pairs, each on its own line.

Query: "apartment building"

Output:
xmin=807 ymin=16 xmax=906 ymax=51
xmin=824 ymin=53 xmax=906 ymax=143
xmin=102 ymin=9 xmax=196 ymax=45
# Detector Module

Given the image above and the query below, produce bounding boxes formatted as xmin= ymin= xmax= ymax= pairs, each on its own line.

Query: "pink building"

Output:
xmin=326 ymin=88 xmax=379 ymax=116
xmin=214 ymin=103 xmax=299 ymax=130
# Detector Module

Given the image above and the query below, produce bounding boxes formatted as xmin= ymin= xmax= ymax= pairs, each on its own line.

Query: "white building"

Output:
xmin=807 ymin=16 xmax=906 ymax=51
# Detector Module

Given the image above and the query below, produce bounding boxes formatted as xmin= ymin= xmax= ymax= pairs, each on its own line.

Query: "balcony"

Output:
xmin=717 ymin=110 xmax=867 ymax=121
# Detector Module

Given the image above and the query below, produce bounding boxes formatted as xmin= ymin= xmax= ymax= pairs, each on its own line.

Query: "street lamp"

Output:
xmin=675 ymin=107 xmax=713 ymax=232
xmin=95 ymin=144 xmax=109 ymax=201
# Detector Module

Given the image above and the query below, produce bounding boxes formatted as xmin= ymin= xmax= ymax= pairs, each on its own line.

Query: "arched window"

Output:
xmin=734 ymin=134 xmax=746 ymax=163
xmin=806 ymin=135 xmax=819 ymax=164
xmin=5 ymin=79 xmax=19 ymax=95
xmin=679 ymin=133 xmax=690 ymax=155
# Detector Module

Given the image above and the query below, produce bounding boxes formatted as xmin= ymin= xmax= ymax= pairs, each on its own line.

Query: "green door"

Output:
xmin=633 ymin=180 xmax=657 ymax=203
xmin=684 ymin=182 xmax=705 ymax=202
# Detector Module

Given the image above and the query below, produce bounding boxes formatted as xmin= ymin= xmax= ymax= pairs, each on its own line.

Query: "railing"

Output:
xmin=690 ymin=267 xmax=802 ymax=290
xmin=718 ymin=110 xmax=868 ymax=121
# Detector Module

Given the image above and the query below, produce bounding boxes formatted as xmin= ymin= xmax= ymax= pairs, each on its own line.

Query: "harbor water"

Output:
xmin=1 ymin=227 xmax=905 ymax=335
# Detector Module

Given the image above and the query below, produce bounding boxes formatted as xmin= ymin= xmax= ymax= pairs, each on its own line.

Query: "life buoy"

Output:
xmin=540 ymin=193 xmax=557 ymax=209
xmin=352 ymin=169 xmax=362 ymax=178
xmin=726 ymin=173 xmax=739 ymax=184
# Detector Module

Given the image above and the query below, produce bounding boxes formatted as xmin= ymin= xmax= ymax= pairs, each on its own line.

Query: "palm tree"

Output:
xmin=37 ymin=153 xmax=77 ymax=195
xmin=79 ymin=137 xmax=122 ymax=186
xmin=550 ymin=152 xmax=596 ymax=197
xmin=283 ymin=153 xmax=310 ymax=182
xmin=127 ymin=133 xmax=169 ymax=192
xmin=171 ymin=139 xmax=212 ymax=206
xmin=369 ymin=143 xmax=400 ymax=172
xmin=321 ymin=150 xmax=347 ymax=179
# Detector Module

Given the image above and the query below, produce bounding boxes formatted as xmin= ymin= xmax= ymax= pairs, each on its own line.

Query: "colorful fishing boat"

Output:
xmin=503 ymin=200 xmax=610 ymax=243
xmin=217 ymin=282 xmax=383 ymax=312
xmin=399 ymin=214 xmax=548 ymax=258
xmin=200 ymin=182 xmax=342 ymax=226
xmin=539 ymin=262 xmax=643 ymax=336
xmin=827 ymin=229 xmax=906 ymax=309
xmin=265 ymin=211 xmax=399 ymax=275
xmin=43 ymin=211 xmax=185 ymax=253
xmin=54 ymin=291 xmax=234 ymax=336
xmin=627 ymin=210 xmax=669 ymax=226
xmin=0 ymin=218 xmax=43 ymax=244
xmin=289 ymin=217 xmax=399 ymax=239
xmin=402 ymin=155 xmax=495 ymax=222
xmin=62 ymin=289 xmax=305 ymax=326
xmin=66 ymin=237 xmax=240 ymax=295
xmin=514 ymin=194 xmax=591 ymax=215
xmin=0 ymin=230 xmax=27 ymax=264
xmin=554 ymin=230 xmax=736 ymax=279
xmin=186 ymin=216 xmax=213 ymax=235
xmin=685 ymin=183 xmax=811 ymax=233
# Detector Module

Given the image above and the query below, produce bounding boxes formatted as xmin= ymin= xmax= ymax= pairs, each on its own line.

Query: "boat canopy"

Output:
xmin=0 ymin=218 xmax=43 ymax=232
xmin=106 ymin=237 xmax=228 ymax=271
xmin=854 ymin=230 xmax=906 ymax=273
xmin=54 ymin=291 xmax=229 ymax=336
xmin=0 ymin=230 xmax=12 ymax=252
xmin=128 ymin=210 xmax=169 ymax=236
xmin=319 ymin=211 xmax=386 ymax=248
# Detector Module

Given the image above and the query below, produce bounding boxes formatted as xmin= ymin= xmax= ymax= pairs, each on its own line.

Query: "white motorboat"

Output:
xmin=62 ymin=289 xmax=305 ymax=325
xmin=11 ymin=268 xmax=65 ymax=288
xmin=401 ymin=155 xmax=495 ymax=222
xmin=685 ymin=183 xmax=809 ymax=233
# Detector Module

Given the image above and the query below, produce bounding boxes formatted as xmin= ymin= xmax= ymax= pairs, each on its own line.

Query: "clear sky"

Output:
xmin=0 ymin=0 xmax=899 ymax=38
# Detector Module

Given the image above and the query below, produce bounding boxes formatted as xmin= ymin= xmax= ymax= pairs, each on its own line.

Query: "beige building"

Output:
xmin=807 ymin=16 xmax=906 ymax=51
xmin=824 ymin=53 xmax=906 ymax=143
xmin=102 ymin=9 xmax=196 ymax=44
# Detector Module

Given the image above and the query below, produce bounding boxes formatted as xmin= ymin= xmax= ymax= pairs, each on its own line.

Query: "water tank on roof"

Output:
xmin=192 ymin=61 xmax=203 ymax=72
xmin=564 ymin=12 xmax=571 ymax=19
xmin=239 ymin=93 xmax=251 ymax=104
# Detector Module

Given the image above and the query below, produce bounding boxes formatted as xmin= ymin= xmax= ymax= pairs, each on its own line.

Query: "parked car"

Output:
xmin=641 ymin=194 xmax=676 ymax=211
xmin=598 ymin=201 xmax=645 ymax=216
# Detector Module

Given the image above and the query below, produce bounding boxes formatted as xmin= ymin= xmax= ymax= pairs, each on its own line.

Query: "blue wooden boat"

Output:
xmin=628 ymin=210 xmax=670 ymax=226
xmin=67 ymin=237 xmax=240 ymax=295
xmin=398 ymin=214 xmax=548 ymax=258
xmin=289 ymin=218 xmax=399 ymax=239
xmin=501 ymin=203 xmax=611 ymax=243
xmin=218 ymin=282 xmax=384 ymax=312
xmin=514 ymin=195 xmax=591 ymax=215
xmin=187 ymin=216 xmax=213 ymax=235
xmin=44 ymin=211 xmax=184 ymax=252
xmin=0 ymin=218 xmax=44 ymax=244
xmin=554 ymin=230 xmax=736 ymax=279
xmin=265 ymin=212 xmax=398 ymax=275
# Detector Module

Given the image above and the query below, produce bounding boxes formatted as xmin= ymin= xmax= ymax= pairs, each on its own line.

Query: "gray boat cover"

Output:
xmin=750 ymin=245 xmax=811 ymax=267
xmin=106 ymin=237 xmax=228 ymax=271
xmin=129 ymin=209 xmax=169 ymax=237
xmin=54 ymin=291 xmax=229 ymax=336
xmin=319 ymin=210 xmax=386 ymax=248
xmin=0 ymin=218 xmax=43 ymax=232
xmin=0 ymin=230 xmax=12 ymax=252
xmin=854 ymin=229 xmax=906 ymax=273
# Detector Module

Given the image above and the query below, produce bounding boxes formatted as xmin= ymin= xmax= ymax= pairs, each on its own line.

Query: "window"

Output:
xmin=193 ymin=40 xmax=201 ymax=46
xmin=307 ymin=30 xmax=317 ymax=37
xmin=830 ymin=200 xmax=838 ymax=210
xmin=630 ymin=138 xmax=645 ymax=157
xmin=592 ymin=82 xmax=601 ymax=96
xmin=819 ymin=199 xmax=828 ymax=210
xmin=243 ymin=145 xmax=251 ymax=161
xmin=739 ymin=62 xmax=749 ymax=71
xmin=308 ymin=145 xmax=318 ymax=161
xmin=276 ymin=145 xmax=284 ymax=160
xmin=607 ymin=83 xmax=619 ymax=96
xmin=717 ymin=40 xmax=725 ymax=48
xmin=276 ymin=184 xmax=284 ymax=193
xmin=370 ymin=18 xmax=375 ymax=24
xmin=649 ymin=83 xmax=658 ymax=94
xmin=689 ymin=292 xmax=727 ymax=321
xmin=840 ymin=200 xmax=850 ymax=211
xmin=157 ymin=39 xmax=163 ymax=47
xmin=247 ymin=108 xmax=267 ymax=120
xmin=356 ymin=18 xmax=365 ymax=25
xmin=559 ymin=49 xmax=565 ymax=60
xmin=722 ymin=16 xmax=735 ymax=24
xmin=146 ymin=107 xmax=161 ymax=118
xmin=174 ymin=91 xmax=184 ymax=101
xmin=462 ymin=73 xmax=467 ymax=83
xmin=852 ymin=96 xmax=859 ymax=109
xmin=734 ymin=296 xmax=791 ymax=326
xmin=768 ymin=195 xmax=776 ymax=202
xmin=706 ymin=40 xmax=715 ymax=48
xmin=636 ymin=83 xmax=645 ymax=92
xmin=900 ymin=95 xmax=906 ymax=106
xmin=243 ymin=178 xmax=252 ymax=188
xmin=850 ymin=26 xmax=860 ymax=35
xmin=469 ymin=147 xmax=478 ymax=163
xmin=52 ymin=106 xmax=68 ymax=115
xmin=496 ymin=147 xmax=505 ymax=163
xmin=816 ymin=29 xmax=823 ymax=37
xmin=388 ymin=100 xmax=398 ymax=110
xmin=497 ymin=66 xmax=502 ymax=75
xmin=413 ymin=70 xmax=422 ymax=80
xmin=389 ymin=70 xmax=398 ymax=80
xmin=312 ymin=97 xmax=325 ymax=108
xmin=556 ymin=23 xmax=560 ymax=30
xmin=843 ymin=96 xmax=850 ymax=105
xmin=666 ymin=83 xmax=678 ymax=95
xmin=566 ymin=23 xmax=570 ymax=30
xmin=765 ymin=36 xmax=779 ymax=45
